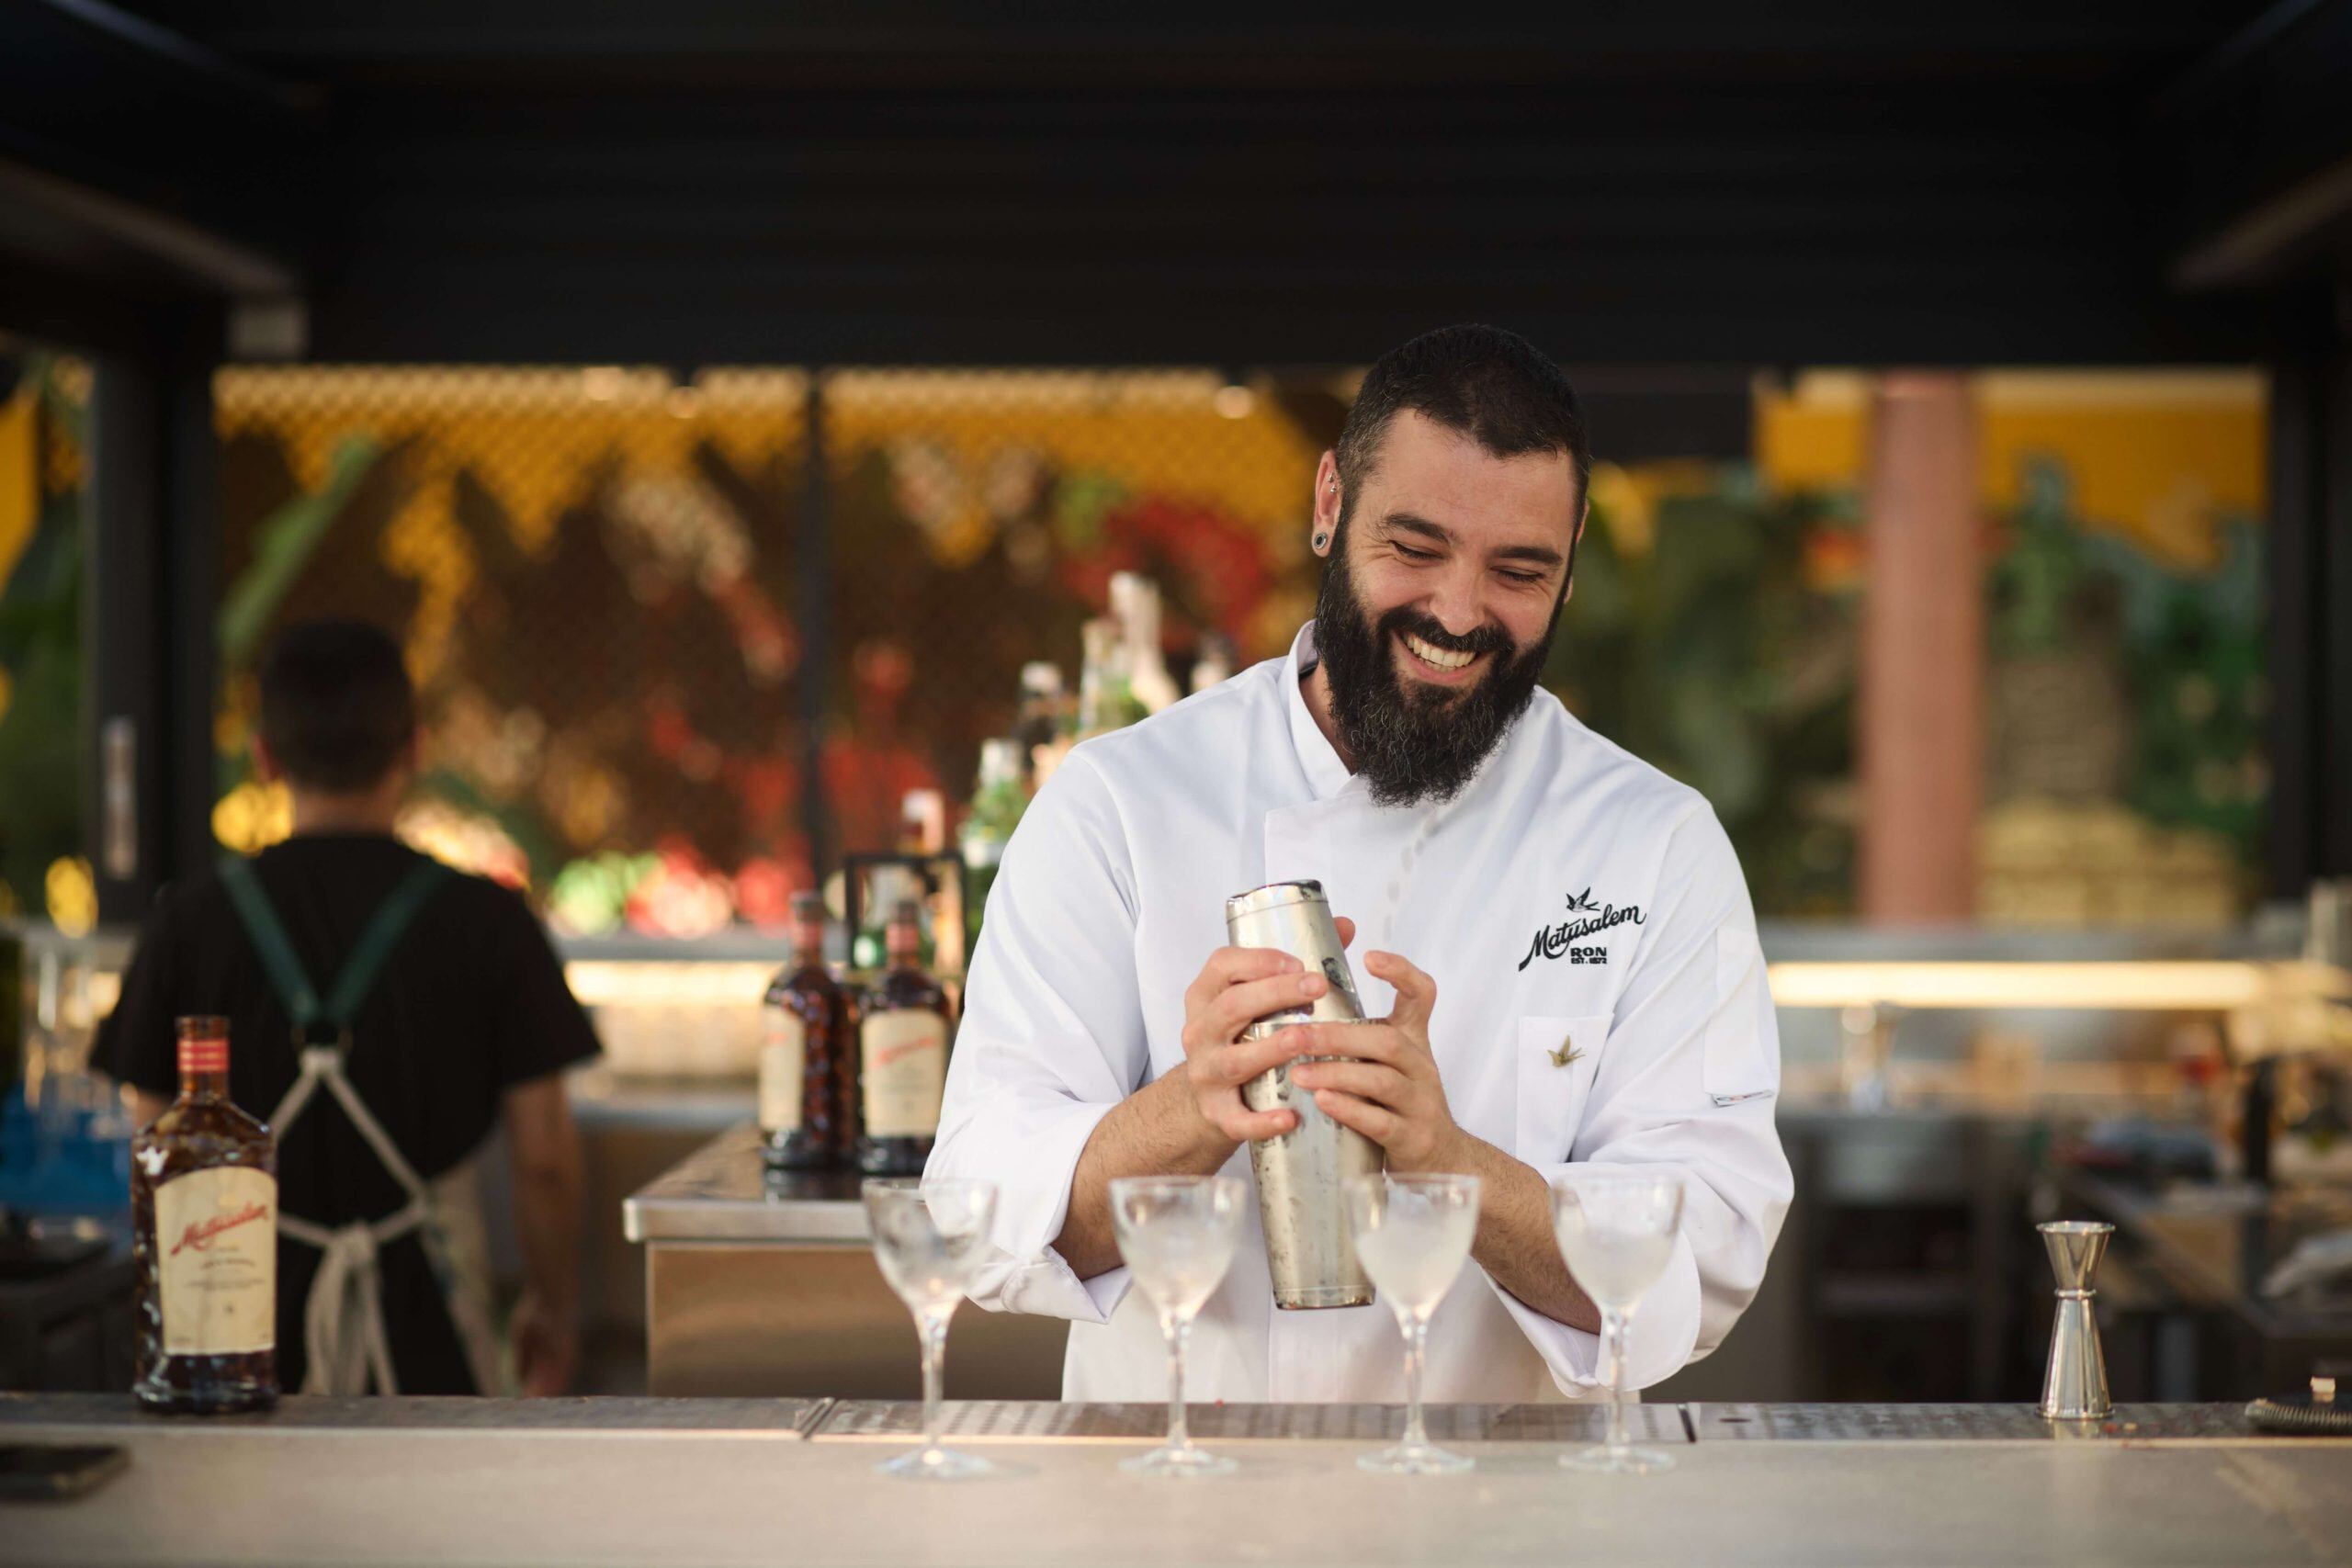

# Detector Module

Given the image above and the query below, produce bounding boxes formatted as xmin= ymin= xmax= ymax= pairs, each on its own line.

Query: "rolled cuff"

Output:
xmin=928 ymin=1092 xmax=1124 ymax=1325
xmin=1000 ymin=1250 xmax=1132 ymax=1324
xmin=1490 ymin=1168 xmax=1702 ymax=1395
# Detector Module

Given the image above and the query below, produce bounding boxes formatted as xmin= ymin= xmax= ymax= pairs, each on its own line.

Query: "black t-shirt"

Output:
xmin=93 ymin=834 xmax=601 ymax=1393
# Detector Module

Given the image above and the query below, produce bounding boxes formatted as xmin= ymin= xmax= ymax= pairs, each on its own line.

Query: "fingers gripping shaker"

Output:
xmin=1224 ymin=880 xmax=1383 ymax=1308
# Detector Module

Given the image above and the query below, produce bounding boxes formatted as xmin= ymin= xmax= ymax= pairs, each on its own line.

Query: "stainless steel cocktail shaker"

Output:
xmin=1224 ymin=880 xmax=1382 ymax=1309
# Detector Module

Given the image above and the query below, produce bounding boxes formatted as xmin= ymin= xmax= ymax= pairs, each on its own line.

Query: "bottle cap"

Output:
xmin=175 ymin=1015 xmax=230 ymax=1077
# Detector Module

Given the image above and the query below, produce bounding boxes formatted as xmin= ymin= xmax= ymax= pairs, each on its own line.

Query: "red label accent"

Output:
xmin=176 ymin=1040 xmax=230 ymax=1076
xmin=169 ymin=1199 xmax=271 ymax=1258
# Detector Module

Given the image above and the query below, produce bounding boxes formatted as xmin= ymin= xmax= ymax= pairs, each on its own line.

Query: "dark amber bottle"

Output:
xmin=854 ymin=900 xmax=953 ymax=1177
xmin=131 ymin=1016 xmax=279 ymax=1414
xmin=762 ymin=893 xmax=855 ymax=1169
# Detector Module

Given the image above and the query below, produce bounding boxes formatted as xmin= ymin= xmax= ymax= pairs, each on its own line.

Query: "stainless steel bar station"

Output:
xmin=7 ymin=6 xmax=2352 ymax=1565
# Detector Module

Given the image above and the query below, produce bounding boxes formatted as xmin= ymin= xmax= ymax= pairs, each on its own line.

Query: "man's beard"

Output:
xmin=1313 ymin=543 xmax=1562 ymax=808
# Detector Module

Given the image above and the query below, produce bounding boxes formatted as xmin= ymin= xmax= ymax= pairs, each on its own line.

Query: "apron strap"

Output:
xmin=322 ymin=860 xmax=454 ymax=1030
xmin=218 ymin=854 xmax=452 ymax=1043
xmin=218 ymin=855 xmax=322 ymax=1032
xmin=312 ymin=1047 xmax=434 ymax=1201
xmin=215 ymin=853 xmax=462 ymax=1396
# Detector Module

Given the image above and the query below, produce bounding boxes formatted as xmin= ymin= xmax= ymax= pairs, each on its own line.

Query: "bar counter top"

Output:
xmin=5 ymin=1394 xmax=2348 ymax=1567
xmin=622 ymin=1122 xmax=866 ymax=1244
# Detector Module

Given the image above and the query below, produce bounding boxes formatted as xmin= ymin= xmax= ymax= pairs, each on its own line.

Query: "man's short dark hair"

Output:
xmin=256 ymin=619 xmax=416 ymax=792
xmin=1334 ymin=323 xmax=1590 ymax=512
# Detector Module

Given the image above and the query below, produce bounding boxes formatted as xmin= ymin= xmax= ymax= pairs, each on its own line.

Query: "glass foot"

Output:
xmin=878 ymin=1445 xmax=995 ymax=1481
xmin=1121 ymin=1443 xmax=1237 ymax=1478
xmin=1358 ymin=1441 xmax=1475 ymax=1475
xmin=1562 ymin=1443 xmax=1675 ymax=1474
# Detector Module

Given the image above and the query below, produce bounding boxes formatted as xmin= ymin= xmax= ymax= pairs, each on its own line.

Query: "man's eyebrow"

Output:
xmin=1377 ymin=512 xmax=1454 ymax=547
xmin=1379 ymin=512 xmax=1566 ymax=570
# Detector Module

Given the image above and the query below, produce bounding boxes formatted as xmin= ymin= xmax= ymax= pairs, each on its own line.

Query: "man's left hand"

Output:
xmin=1287 ymin=949 xmax=1467 ymax=1173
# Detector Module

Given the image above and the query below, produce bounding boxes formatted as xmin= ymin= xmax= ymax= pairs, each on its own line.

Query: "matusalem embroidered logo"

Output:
xmin=1517 ymin=886 xmax=1645 ymax=972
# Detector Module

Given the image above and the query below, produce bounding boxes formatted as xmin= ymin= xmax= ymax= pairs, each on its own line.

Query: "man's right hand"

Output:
xmin=1176 ymin=916 xmax=1357 ymax=1145
xmin=1055 ymin=917 xmax=1360 ymax=1280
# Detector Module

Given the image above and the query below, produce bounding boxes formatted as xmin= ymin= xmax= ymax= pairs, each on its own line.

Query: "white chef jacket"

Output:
xmin=928 ymin=621 xmax=1791 ymax=1403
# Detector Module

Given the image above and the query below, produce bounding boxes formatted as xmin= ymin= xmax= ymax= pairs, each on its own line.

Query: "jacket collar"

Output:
xmin=1283 ymin=620 xmax=1359 ymax=803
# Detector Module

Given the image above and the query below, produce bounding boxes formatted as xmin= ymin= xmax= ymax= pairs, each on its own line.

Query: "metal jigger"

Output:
xmin=2039 ymin=1221 xmax=2114 ymax=1421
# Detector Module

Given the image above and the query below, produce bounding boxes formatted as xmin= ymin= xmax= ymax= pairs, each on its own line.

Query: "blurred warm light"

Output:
xmin=564 ymin=961 xmax=778 ymax=1008
xmin=213 ymin=779 xmax=293 ymax=854
xmin=1213 ymin=383 xmax=1256 ymax=419
xmin=1767 ymin=959 xmax=2344 ymax=1011
xmin=44 ymin=856 xmax=96 ymax=937
xmin=395 ymin=798 xmax=530 ymax=889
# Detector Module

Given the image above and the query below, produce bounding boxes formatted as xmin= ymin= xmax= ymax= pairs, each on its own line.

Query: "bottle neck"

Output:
xmin=179 ymin=1070 xmax=230 ymax=1101
xmin=176 ymin=1035 xmax=230 ymax=1100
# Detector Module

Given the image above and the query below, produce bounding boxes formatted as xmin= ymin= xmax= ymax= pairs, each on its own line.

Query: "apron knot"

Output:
xmin=301 ymin=1222 xmax=399 ymax=1396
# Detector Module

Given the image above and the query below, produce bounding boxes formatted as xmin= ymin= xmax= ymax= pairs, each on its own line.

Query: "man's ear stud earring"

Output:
xmin=1314 ymin=531 xmax=1329 ymax=550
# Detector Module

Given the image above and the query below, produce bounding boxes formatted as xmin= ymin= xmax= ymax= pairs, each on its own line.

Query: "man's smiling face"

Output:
xmin=1314 ymin=409 xmax=1585 ymax=807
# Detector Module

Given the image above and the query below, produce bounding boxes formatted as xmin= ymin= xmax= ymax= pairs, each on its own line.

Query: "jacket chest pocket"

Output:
xmin=1513 ymin=1013 xmax=1610 ymax=1166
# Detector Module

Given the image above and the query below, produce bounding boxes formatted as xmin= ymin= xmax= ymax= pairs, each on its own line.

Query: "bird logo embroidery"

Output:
xmin=1550 ymin=1032 xmax=1584 ymax=1069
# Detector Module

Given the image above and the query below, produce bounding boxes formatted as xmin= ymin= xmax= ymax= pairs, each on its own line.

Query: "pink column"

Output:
xmin=1859 ymin=372 xmax=1983 ymax=923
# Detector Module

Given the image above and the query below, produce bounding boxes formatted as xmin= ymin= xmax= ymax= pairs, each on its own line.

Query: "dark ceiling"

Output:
xmin=4 ymin=1 xmax=2347 ymax=367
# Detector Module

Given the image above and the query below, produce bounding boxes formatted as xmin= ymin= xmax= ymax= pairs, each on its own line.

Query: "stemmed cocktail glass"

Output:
xmin=863 ymin=1178 xmax=998 ymax=1480
xmin=1345 ymin=1172 xmax=1481 ymax=1474
xmin=1551 ymin=1173 xmax=1685 ymax=1474
xmin=1107 ymin=1174 xmax=1248 ymax=1477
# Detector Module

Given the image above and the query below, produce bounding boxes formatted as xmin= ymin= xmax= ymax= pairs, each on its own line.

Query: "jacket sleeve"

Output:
xmin=1488 ymin=804 xmax=1793 ymax=1393
xmin=924 ymin=751 xmax=1148 ymax=1324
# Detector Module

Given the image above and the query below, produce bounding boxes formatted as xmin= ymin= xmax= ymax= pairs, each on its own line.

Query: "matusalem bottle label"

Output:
xmin=155 ymin=1167 xmax=277 ymax=1356
xmin=860 ymin=1011 xmax=948 ymax=1137
xmin=758 ymin=1006 xmax=808 ymax=1134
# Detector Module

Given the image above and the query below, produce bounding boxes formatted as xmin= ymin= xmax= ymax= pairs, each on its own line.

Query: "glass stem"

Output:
xmin=1401 ymin=1313 xmax=1431 ymax=1454
xmin=1164 ymin=1314 xmax=1192 ymax=1454
xmin=1602 ymin=1310 xmax=1629 ymax=1459
xmin=920 ymin=1308 xmax=951 ymax=1461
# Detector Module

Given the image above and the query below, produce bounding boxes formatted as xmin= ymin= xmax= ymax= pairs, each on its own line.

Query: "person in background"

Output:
xmin=95 ymin=619 xmax=600 ymax=1396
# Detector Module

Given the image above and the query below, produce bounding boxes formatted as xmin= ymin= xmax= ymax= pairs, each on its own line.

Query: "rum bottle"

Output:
xmin=131 ymin=1016 xmax=278 ymax=1413
xmin=855 ymin=900 xmax=953 ymax=1176
xmin=762 ymin=893 xmax=854 ymax=1169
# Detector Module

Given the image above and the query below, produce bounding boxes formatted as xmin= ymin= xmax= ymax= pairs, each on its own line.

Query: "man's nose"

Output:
xmin=1425 ymin=563 xmax=1487 ymax=641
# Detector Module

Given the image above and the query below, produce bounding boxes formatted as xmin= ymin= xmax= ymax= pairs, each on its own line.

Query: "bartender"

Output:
xmin=96 ymin=620 xmax=599 ymax=1396
xmin=930 ymin=324 xmax=1792 ymax=1403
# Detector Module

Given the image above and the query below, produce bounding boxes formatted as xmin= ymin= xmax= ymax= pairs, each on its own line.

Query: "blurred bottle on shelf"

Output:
xmin=761 ymin=893 xmax=856 ymax=1171
xmin=960 ymin=739 xmax=1029 ymax=950
xmin=1074 ymin=616 xmax=1132 ymax=740
xmin=899 ymin=789 xmax=947 ymax=855
xmin=850 ymin=858 xmax=931 ymax=974
xmin=1191 ymin=632 xmax=1235 ymax=694
xmin=855 ymin=900 xmax=954 ymax=1177
xmin=1111 ymin=570 xmax=1181 ymax=717
xmin=1 ymin=927 xmax=20 ymax=1101
xmin=1015 ymin=661 xmax=1066 ymax=784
